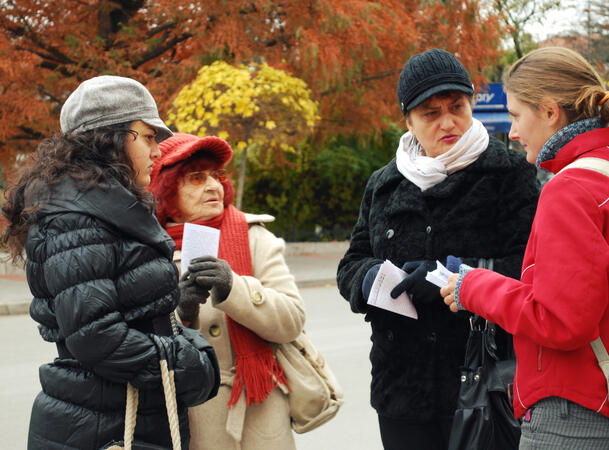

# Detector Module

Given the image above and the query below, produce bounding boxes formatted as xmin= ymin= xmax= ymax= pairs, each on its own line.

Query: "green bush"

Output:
xmin=241 ymin=124 xmax=402 ymax=241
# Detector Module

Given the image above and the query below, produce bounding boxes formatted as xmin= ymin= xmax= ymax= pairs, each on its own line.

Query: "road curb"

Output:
xmin=0 ymin=302 xmax=29 ymax=316
xmin=0 ymin=279 xmax=338 ymax=317
xmin=296 ymin=278 xmax=337 ymax=289
xmin=0 ymin=277 xmax=339 ymax=316
xmin=284 ymin=241 xmax=349 ymax=256
xmin=2 ymin=243 xmax=348 ymax=274
xmin=0 ymin=242 xmax=345 ymax=316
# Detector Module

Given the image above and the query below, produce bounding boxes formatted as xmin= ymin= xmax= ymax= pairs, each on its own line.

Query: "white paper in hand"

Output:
xmin=180 ymin=223 xmax=220 ymax=276
xmin=367 ymin=260 xmax=418 ymax=320
xmin=425 ymin=260 xmax=454 ymax=288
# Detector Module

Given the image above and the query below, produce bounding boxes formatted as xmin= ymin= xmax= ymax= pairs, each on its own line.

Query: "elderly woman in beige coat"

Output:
xmin=149 ymin=133 xmax=305 ymax=450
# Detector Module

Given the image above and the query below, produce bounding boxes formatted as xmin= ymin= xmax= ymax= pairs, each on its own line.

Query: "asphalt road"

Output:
xmin=0 ymin=285 xmax=382 ymax=450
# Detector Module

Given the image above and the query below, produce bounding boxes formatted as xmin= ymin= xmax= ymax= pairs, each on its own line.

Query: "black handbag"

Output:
xmin=448 ymin=314 xmax=521 ymax=450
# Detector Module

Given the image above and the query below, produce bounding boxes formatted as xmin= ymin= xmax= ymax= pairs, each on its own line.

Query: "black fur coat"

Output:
xmin=337 ymin=137 xmax=540 ymax=420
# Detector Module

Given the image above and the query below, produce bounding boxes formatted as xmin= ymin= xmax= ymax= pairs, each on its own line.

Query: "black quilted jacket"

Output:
xmin=337 ymin=137 xmax=540 ymax=420
xmin=25 ymin=178 xmax=220 ymax=449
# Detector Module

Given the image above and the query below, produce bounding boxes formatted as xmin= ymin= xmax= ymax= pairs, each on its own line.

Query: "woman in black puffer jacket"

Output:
xmin=337 ymin=49 xmax=540 ymax=449
xmin=2 ymin=75 xmax=220 ymax=449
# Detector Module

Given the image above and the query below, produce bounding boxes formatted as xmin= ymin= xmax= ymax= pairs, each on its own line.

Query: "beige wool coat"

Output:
xmin=174 ymin=213 xmax=305 ymax=450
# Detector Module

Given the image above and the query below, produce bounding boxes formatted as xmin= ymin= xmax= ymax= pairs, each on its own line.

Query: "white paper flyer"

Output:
xmin=367 ymin=260 xmax=418 ymax=320
xmin=180 ymin=223 xmax=220 ymax=276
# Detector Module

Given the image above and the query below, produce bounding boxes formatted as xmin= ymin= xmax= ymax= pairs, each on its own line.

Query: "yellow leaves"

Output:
xmin=203 ymin=90 xmax=216 ymax=104
xmin=167 ymin=60 xmax=320 ymax=156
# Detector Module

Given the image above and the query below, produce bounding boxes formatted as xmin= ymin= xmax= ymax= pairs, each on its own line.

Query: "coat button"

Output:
xmin=426 ymin=225 xmax=432 ymax=234
xmin=209 ymin=325 xmax=221 ymax=337
xmin=386 ymin=229 xmax=394 ymax=239
xmin=386 ymin=330 xmax=394 ymax=341
xmin=251 ymin=291 xmax=264 ymax=305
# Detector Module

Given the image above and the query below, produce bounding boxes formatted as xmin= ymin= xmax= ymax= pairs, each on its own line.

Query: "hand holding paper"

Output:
xmin=426 ymin=260 xmax=462 ymax=313
xmin=425 ymin=260 xmax=454 ymax=288
xmin=367 ymin=260 xmax=418 ymax=320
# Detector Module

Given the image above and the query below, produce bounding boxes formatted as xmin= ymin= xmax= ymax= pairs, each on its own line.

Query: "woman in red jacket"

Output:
xmin=442 ymin=46 xmax=609 ymax=448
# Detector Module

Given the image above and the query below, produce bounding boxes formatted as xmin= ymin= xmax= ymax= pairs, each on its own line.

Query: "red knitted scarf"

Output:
xmin=166 ymin=205 xmax=287 ymax=406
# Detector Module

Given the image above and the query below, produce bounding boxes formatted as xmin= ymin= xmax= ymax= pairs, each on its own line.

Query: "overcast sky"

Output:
xmin=525 ymin=0 xmax=584 ymax=41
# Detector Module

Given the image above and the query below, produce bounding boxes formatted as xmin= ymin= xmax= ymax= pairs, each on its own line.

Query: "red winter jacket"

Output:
xmin=459 ymin=127 xmax=609 ymax=419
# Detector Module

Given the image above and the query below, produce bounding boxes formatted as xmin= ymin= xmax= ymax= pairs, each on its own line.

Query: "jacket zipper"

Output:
xmin=537 ymin=345 xmax=543 ymax=371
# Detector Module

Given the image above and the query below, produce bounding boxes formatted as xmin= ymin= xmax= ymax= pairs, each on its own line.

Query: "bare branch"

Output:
xmin=146 ymin=21 xmax=177 ymax=38
xmin=132 ymin=33 xmax=193 ymax=69
xmin=320 ymin=68 xmax=401 ymax=96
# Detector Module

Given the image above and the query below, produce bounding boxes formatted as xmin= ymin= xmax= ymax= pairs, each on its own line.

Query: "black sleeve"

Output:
xmin=136 ymin=325 xmax=220 ymax=407
xmin=47 ymin=225 xmax=219 ymax=407
xmin=337 ymin=172 xmax=384 ymax=313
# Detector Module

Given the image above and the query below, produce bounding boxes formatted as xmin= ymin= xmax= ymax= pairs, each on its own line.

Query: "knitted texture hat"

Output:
xmin=151 ymin=133 xmax=233 ymax=182
xmin=60 ymin=75 xmax=173 ymax=142
xmin=397 ymin=48 xmax=474 ymax=114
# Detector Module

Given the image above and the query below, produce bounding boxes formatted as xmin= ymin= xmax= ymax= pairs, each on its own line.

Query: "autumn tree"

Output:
xmin=168 ymin=61 xmax=319 ymax=209
xmin=581 ymin=0 xmax=609 ymax=78
xmin=0 ymin=0 xmax=503 ymax=178
xmin=0 ymin=0 xmax=202 ymax=169
xmin=493 ymin=0 xmax=562 ymax=58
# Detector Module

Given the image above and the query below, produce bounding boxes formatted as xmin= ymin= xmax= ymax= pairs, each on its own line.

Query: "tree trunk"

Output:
xmin=236 ymin=146 xmax=248 ymax=210
xmin=512 ymin=30 xmax=523 ymax=59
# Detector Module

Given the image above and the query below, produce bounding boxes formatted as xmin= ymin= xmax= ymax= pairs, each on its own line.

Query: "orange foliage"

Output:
xmin=0 ymin=0 xmax=502 ymax=177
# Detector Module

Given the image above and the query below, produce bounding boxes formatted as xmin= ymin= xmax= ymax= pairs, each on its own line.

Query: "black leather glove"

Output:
xmin=390 ymin=260 xmax=440 ymax=304
xmin=362 ymin=263 xmax=382 ymax=301
xmin=178 ymin=273 xmax=210 ymax=325
xmin=138 ymin=330 xmax=220 ymax=407
xmin=188 ymin=256 xmax=233 ymax=303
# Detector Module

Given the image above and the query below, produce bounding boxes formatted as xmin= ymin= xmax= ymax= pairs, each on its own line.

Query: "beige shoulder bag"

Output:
xmin=273 ymin=330 xmax=344 ymax=433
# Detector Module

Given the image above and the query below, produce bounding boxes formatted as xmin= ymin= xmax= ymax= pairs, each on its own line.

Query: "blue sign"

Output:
xmin=473 ymin=82 xmax=511 ymax=134
xmin=473 ymin=111 xmax=512 ymax=134
xmin=474 ymin=83 xmax=507 ymax=111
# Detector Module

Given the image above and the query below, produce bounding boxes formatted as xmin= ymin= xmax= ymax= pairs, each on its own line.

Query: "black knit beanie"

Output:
xmin=397 ymin=48 xmax=474 ymax=115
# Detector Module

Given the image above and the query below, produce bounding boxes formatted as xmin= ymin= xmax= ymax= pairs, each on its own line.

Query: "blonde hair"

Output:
xmin=505 ymin=46 xmax=609 ymax=125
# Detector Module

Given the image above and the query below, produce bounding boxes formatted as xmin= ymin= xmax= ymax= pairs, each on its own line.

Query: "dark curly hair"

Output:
xmin=2 ymin=123 xmax=155 ymax=263
xmin=149 ymin=151 xmax=235 ymax=227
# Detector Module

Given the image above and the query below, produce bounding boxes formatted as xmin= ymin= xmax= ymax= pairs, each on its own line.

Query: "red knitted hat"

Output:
xmin=151 ymin=133 xmax=233 ymax=182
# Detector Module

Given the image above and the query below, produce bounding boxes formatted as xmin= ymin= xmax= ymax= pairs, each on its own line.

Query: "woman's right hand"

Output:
xmin=440 ymin=273 xmax=459 ymax=313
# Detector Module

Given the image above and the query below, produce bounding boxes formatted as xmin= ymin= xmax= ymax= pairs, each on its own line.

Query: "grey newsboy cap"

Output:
xmin=60 ymin=75 xmax=173 ymax=142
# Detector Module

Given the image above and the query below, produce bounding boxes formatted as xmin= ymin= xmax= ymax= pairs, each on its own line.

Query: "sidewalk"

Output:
xmin=0 ymin=241 xmax=349 ymax=316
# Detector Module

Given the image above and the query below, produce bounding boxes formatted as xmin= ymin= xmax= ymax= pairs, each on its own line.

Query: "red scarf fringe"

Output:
xmin=166 ymin=205 xmax=287 ymax=406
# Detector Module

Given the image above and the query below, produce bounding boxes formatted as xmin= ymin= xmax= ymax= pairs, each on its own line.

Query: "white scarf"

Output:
xmin=395 ymin=118 xmax=489 ymax=191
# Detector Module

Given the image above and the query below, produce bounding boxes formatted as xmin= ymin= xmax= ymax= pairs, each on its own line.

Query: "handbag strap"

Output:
xmin=123 ymin=383 xmax=139 ymax=450
xmin=591 ymin=337 xmax=609 ymax=381
xmin=160 ymin=359 xmax=181 ymax=449
xmin=559 ymin=157 xmax=609 ymax=385
xmin=557 ymin=157 xmax=609 ymax=177
xmin=120 ymin=361 xmax=181 ymax=450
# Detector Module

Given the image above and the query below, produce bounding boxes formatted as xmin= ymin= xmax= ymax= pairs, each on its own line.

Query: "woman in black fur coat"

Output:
xmin=336 ymin=49 xmax=540 ymax=450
